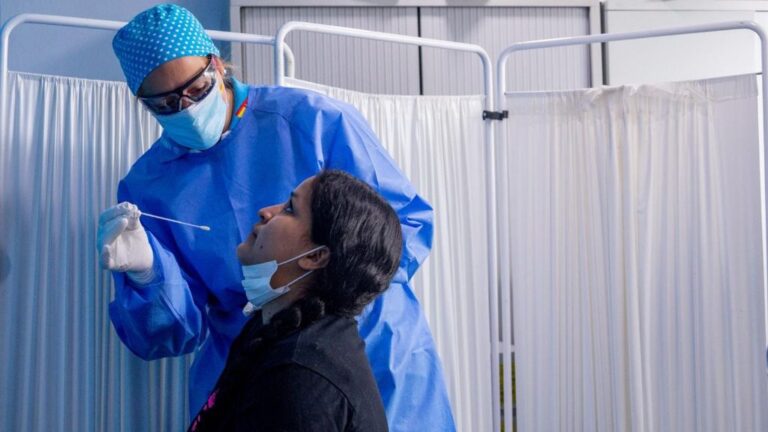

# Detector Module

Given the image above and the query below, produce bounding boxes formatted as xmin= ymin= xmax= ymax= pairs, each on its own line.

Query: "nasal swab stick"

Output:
xmin=139 ymin=211 xmax=211 ymax=231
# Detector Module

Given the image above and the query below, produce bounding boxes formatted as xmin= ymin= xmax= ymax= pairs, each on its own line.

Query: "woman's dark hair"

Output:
xmin=190 ymin=170 xmax=402 ymax=430
xmin=309 ymin=170 xmax=403 ymax=316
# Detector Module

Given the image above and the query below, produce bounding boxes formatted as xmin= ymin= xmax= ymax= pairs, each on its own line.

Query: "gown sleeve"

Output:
xmin=107 ymin=180 xmax=206 ymax=360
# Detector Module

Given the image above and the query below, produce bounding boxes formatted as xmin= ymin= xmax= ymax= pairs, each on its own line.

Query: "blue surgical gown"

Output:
xmin=108 ymin=81 xmax=456 ymax=431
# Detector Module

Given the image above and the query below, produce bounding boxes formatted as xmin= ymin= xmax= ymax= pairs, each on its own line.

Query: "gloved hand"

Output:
xmin=97 ymin=202 xmax=154 ymax=282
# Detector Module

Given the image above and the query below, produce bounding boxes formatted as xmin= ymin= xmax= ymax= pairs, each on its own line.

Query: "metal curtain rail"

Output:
xmin=274 ymin=21 xmax=493 ymax=108
xmin=0 ymin=13 xmax=297 ymax=135
xmin=273 ymin=20 xmax=502 ymax=431
xmin=495 ymin=20 xmax=768 ymax=432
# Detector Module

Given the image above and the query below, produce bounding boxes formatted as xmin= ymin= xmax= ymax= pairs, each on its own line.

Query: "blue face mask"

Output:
xmin=241 ymin=245 xmax=327 ymax=315
xmin=155 ymin=83 xmax=228 ymax=150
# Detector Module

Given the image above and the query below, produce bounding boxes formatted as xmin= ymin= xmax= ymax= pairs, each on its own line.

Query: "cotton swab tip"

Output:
xmin=138 ymin=210 xmax=211 ymax=232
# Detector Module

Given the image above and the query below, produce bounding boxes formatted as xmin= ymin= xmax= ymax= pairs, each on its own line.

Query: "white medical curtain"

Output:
xmin=285 ymin=77 xmax=494 ymax=432
xmin=0 ymin=72 xmax=191 ymax=431
xmin=500 ymin=74 xmax=768 ymax=432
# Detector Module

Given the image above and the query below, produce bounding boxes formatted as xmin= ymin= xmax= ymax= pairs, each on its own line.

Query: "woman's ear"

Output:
xmin=213 ymin=55 xmax=226 ymax=76
xmin=298 ymin=247 xmax=330 ymax=271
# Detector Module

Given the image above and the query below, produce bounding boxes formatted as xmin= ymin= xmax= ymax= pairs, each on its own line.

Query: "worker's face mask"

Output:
xmin=241 ymin=245 xmax=326 ymax=313
xmin=154 ymin=82 xmax=228 ymax=151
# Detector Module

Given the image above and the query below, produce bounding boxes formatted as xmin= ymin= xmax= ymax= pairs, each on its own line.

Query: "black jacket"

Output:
xmin=190 ymin=312 xmax=388 ymax=432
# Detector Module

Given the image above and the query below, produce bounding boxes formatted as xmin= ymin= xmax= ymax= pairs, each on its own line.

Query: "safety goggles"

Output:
xmin=138 ymin=55 xmax=217 ymax=115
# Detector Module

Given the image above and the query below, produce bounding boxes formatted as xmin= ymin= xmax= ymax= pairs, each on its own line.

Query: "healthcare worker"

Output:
xmin=97 ymin=4 xmax=455 ymax=431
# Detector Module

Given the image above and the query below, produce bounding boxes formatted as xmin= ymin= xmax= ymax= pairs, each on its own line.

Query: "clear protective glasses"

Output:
xmin=138 ymin=55 xmax=218 ymax=115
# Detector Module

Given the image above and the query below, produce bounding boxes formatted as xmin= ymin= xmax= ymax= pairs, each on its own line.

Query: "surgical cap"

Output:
xmin=113 ymin=4 xmax=220 ymax=94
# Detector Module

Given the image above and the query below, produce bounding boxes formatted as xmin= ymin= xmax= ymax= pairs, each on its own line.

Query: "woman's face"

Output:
xmin=237 ymin=177 xmax=318 ymax=285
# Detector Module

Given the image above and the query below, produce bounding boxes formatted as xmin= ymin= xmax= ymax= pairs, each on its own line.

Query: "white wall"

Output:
xmin=604 ymin=1 xmax=765 ymax=85
xmin=0 ymin=0 xmax=230 ymax=82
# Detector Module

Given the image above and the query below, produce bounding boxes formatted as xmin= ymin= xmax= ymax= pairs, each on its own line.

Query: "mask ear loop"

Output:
xmin=277 ymin=245 xmax=328 ymax=266
xmin=271 ymin=245 xmax=329 ymax=291
xmin=273 ymin=268 xmax=316 ymax=291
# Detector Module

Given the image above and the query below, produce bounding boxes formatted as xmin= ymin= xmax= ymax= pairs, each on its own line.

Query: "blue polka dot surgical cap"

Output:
xmin=113 ymin=4 xmax=220 ymax=94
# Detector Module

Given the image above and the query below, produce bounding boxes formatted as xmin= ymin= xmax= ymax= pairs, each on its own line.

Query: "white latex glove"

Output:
xmin=97 ymin=202 xmax=154 ymax=281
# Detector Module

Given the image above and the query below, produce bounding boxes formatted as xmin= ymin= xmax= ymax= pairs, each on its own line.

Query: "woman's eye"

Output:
xmin=188 ymin=83 xmax=207 ymax=97
xmin=159 ymin=96 xmax=175 ymax=108
xmin=282 ymin=200 xmax=294 ymax=214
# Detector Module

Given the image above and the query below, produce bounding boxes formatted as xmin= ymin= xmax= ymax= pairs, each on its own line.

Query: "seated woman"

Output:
xmin=189 ymin=170 xmax=401 ymax=432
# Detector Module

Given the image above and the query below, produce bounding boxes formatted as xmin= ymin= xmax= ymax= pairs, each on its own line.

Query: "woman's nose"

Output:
xmin=258 ymin=203 xmax=282 ymax=222
xmin=258 ymin=208 xmax=272 ymax=223
xmin=259 ymin=205 xmax=278 ymax=222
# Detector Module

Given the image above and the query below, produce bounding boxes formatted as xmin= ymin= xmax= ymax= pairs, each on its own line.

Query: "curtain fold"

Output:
xmin=0 ymin=72 xmax=190 ymax=432
xmin=285 ymin=77 xmax=495 ymax=432
xmin=501 ymin=74 xmax=768 ymax=432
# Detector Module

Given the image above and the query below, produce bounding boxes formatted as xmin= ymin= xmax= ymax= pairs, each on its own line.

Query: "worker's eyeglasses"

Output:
xmin=139 ymin=55 xmax=217 ymax=116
